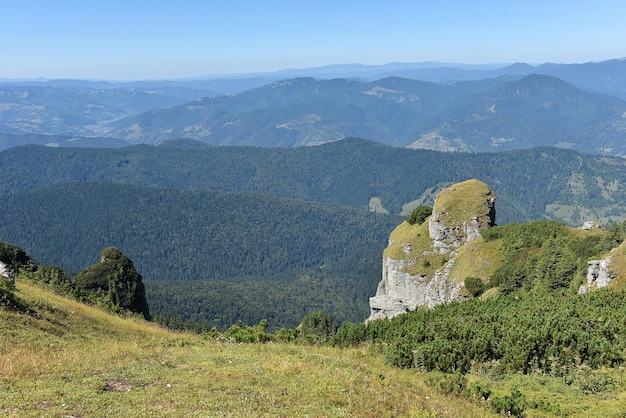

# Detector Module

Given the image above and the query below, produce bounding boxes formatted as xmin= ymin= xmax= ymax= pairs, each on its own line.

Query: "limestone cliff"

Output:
xmin=368 ymin=179 xmax=496 ymax=321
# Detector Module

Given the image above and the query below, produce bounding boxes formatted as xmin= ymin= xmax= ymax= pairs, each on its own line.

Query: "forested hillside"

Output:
xmin=0 ymin=182 xmax=400 ymax=328
xmin=3 ymin=138 xmax=626 ymax=225
xmin=0 ymin=132 xmax=130 ymax=150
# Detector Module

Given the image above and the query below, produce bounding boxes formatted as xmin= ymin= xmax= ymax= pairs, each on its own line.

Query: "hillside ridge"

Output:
xmin=0 ymin=278 xmax=497 ymax=417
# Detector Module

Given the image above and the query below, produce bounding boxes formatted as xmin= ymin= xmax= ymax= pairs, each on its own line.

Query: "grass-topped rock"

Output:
xmin=369 ymin=179 xmax=497 ymax=321
xmin=74 ymin=247 xmax=150 ymax=319
xmin=428 ymin=179 xmax=496 ymax=252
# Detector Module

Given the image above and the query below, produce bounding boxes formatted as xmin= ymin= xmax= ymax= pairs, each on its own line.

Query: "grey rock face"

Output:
xmin=0 ymin=261 xmax=10 ymax=279
xmin=579 ymin=257 xmax=614 ymax=294
xmin=368 ymin=257 xmax=464 ymax=321
xmin=429 ymin=215 xmax=490 ymax=253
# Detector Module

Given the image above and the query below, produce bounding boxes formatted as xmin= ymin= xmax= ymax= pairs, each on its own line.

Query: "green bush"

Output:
xmin=0 ymin=242 xmax=35 ymax=274
xmin=464 ymin=276 xmax=485 ymax=297
xmin=31 ymin=264 xmax=71 ymax=292
xmin=407 ymin=206 xmax=432 ymax=225
xmin=527 ymin=399 xmax=561 ymax=416
xmin=223 ymin=319 xmax=273 ymax=343
xmin=299 ymin=311 xmax=338 ymax=344
xmin=0 ymin=276 xmax=27 ymax=312
xmin=385 ymin=338 xmax=414 ymax=368
xmin=491 ymin=388 xmax=525 ymax=417
xmin=329 ymin=322 xmax=367 ymax=347
xmin=464 ymin=381 xmax=492 ymax=403
xmin=427 ymin=373 xmax=468 ymax=395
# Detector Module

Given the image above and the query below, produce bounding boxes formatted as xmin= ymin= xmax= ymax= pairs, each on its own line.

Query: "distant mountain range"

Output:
xmin=101 ymin=74 xmax=626 ymax=153
xmin=1 ymin=59 xmax=626 ymax=154
xmin=5 ymin=58 xmax=625 ymax=95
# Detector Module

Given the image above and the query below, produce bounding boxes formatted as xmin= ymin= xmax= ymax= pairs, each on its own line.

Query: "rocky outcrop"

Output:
xmin=429 ymin=181 xmax=496 ymax=252
xmin=578 ymin=257 xmax=614 ymax=294
xmin=0 ymin=261 xmax=10 ymax=279
xmin=368 ymin=179 xmax=496 ymax=321
xmin=580 ymin=221 xmax=603 ymax=231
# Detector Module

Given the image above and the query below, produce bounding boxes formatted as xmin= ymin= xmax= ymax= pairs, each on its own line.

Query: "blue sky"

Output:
xmin=1 ymin=0 xmax=625 ymax=80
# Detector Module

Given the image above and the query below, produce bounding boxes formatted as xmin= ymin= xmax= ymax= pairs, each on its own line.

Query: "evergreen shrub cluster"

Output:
xmin=331 ymin=289 xmax=626 ymax=376
xmin=483 ymin=220 xmax=626 ymax=294
xmin=406 ymin=205 xmax=433 ymax=225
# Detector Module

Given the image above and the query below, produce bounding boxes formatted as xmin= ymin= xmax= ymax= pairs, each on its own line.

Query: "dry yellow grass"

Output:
xmin=1 ymin=280 xmax=497 ymax=417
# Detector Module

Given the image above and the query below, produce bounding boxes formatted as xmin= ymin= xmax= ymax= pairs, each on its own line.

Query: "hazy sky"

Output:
xmin=1 ymin=0 xmax=625 ymax=80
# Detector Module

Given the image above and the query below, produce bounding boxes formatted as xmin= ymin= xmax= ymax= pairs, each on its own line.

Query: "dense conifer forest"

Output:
xmin=3 ymin=139 xmax=626 ymax=224
xmin=0 ymin=182 xmax=400 ymax=328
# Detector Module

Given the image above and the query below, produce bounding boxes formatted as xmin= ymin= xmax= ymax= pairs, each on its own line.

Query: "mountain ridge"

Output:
xmin=3 ymin=59 xmax=626 ymax=154
xmin=99 ymin=74 xmax=626 ymax=153
xmin=4 ymin=139 xmax=626 ymax=226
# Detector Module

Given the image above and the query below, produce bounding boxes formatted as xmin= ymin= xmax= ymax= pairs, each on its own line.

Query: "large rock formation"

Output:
xmin=578 ymin=237 xmax=626 ymax=294
xmin=368 ymin=179 xmax=496 ymax=321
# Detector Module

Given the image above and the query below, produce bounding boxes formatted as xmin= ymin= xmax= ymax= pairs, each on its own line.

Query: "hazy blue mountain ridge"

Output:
xmin=3 ymin=59 xmax=626 ymax=153
xmin=407 ymin=74 xmax=626 ymax=153
xmin=0 ymin=133 xmax=130 ymax=149
xmin=361 ymin=59 xmax=626 ymax=97
xmin=100 ymin=74 xmax=626 ymax=153
xmin=7 ymin=59 xmax=624 ymax=95
xmin=0 ymin=85 xmax=193 ymax=139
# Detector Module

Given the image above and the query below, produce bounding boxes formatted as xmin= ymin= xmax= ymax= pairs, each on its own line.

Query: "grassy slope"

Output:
xmin=2 ymin=280 xmax=625 ymax=417
xmin=1 ymin=280 xmax=493 ymax=417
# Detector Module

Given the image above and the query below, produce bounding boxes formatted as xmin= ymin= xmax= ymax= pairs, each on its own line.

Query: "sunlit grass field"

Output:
xmin=2 ymin=280 xmax=625 ymax=417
